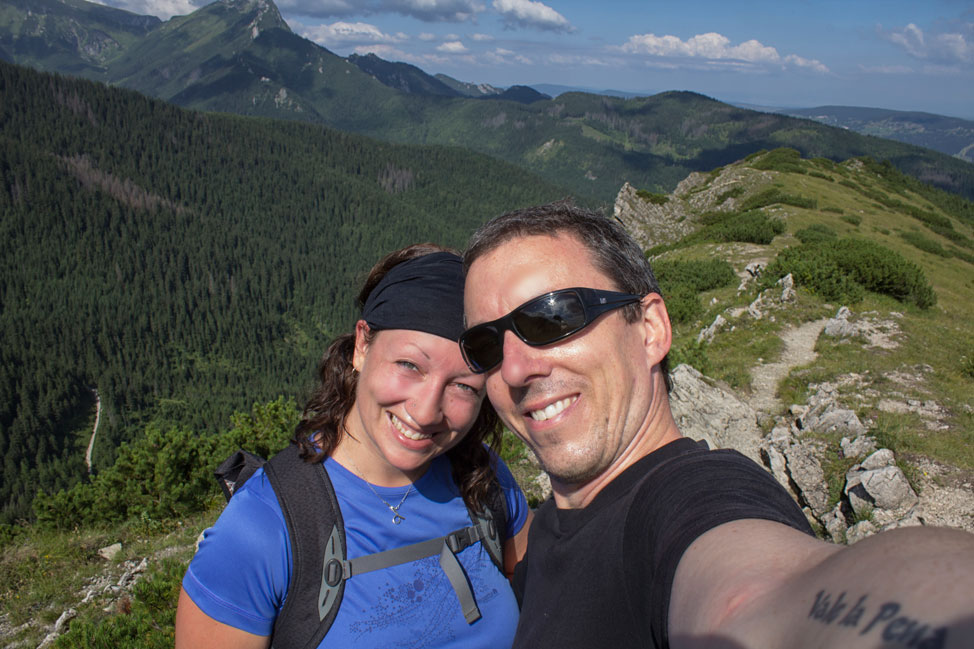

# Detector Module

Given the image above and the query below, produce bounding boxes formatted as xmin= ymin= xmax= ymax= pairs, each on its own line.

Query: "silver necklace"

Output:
xmin=345 ymin=456 xmax=413 ymax=525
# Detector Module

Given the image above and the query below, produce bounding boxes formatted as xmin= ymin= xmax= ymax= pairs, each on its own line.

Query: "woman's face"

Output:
xmin=344 ymin=321 xmax=487 ymax=484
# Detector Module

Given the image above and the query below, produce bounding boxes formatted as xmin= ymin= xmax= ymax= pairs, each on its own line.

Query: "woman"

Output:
xmin=175 ymin=244 xmax=531 ymax=649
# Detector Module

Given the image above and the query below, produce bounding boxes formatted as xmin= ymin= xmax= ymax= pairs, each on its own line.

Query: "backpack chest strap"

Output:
xmin=322 ymin=522 xmax=489 ymax=623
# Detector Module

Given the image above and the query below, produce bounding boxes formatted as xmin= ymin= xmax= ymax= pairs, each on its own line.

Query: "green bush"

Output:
xmin=901 ymin=231 xmax=951 ymax=258
xmin=749 ymin=148 xmax=806 ymax=174
xmin=716 ymin=186 xmax=745 ymax=205
xmin=669 ymin=340 xmax=712 ymax=375
xmin=636 ymin=189 xmax=669 ymax=205
xmin=653 ymin=259 xmax=737 ymax=293
xmin=841 ymin=214 xmax=862 ymax=226
xmin=701 ymin=210 xmax=785 ymax=245
xmin=653 ymin=259 xmax=736 ymax=325
xmin=34 ymin=398 xmax=299 ymax=530
xmin=795 ymin=224 xmax=837 ymax=245
xmin=764 ymin=238 xmax=936 ymax=308
xmin=962 ymin=352 xmax=974 ymax=380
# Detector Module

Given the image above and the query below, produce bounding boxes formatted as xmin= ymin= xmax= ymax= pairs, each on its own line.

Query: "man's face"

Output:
xmin=464 ymin=233 xmax=662 ymax=487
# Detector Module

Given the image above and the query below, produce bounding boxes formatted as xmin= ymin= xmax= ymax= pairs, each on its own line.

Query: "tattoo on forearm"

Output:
xmin=808 ymin=590 xmax=947 ymax=648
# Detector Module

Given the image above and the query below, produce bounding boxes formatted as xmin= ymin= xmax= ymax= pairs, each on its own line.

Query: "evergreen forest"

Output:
xmin=0 ymin=60 xmax=574 ymax=524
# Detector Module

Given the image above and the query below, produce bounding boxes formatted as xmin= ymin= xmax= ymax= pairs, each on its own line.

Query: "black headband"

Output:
xmin=361 ymin=251 xmax=465 ymax=342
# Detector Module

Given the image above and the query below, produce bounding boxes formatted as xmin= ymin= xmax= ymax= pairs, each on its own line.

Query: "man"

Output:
xmin=460 ymin=200 xmax=974 ymax=649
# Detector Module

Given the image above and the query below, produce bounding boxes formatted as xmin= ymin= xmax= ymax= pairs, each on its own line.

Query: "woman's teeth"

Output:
xmin=530 ymin=397 xmax=575 ymax=421
xmin=391 ymin=414 xmax=432 ymax=440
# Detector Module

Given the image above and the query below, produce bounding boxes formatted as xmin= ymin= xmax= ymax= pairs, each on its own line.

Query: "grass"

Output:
xmin=0 ymin=510 xmax=210 ymax=648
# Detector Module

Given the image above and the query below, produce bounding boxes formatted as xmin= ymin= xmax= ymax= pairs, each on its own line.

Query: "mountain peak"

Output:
xmin=216 ymin=0 xmax=289 ymax=36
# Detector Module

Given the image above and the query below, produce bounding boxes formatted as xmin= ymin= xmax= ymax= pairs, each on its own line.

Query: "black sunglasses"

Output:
xmin=459 ymin=287 xmax=643 ymax=373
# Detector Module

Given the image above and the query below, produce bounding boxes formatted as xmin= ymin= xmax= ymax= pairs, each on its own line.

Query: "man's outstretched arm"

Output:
xmin=669 ymin=520 xmax=974 ymax=649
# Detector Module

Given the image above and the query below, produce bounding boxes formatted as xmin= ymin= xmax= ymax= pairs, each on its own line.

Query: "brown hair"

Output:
xmin=294 ymin=243 xmax=501 ymax=510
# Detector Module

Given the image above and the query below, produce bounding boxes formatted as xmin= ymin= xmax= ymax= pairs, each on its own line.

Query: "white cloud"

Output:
xmin=785 ymin=54 xmax=829 ymax=73
xmin=485 ymin=47 xmax=532 ymax=65
xmin=382 ymin=0 xmax=485 ymax=22
xmin=620 ymin=31 xmax=828 ymax=72
xmin=437 ymin=40 xmax=469 ymax=53
xmin=471 ymin=33 xmax=494 ymax=41
xmin=881 ymin=21 xmax=973 ymax=64
xmin=296 ymin=21 xmax=403 ymax=47
xmin=94 ymin=0 xmax=203 ymax=20
xmin=546 ymin=52 xmax=615 ymax=67
xmin=276 ymin=0 xmax=485 ymax=21
xmin=492 ymin=0 xmax=573 ymax=33
xmin=418 ymin=32 xmax=437 ymax=41
xmin=276 ymin=0 xmax=359 ymax=18
xmin=859 ymin=64 xmax=914 ymax=75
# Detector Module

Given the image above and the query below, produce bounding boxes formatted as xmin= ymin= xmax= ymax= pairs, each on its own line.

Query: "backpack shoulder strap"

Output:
xmin=263 ymin=444 xmax=345 ymax=649
xmin=214 ymin=449 xmax=267 ymax=501
xmin=466 ymin=477 xmax=508 ymax=573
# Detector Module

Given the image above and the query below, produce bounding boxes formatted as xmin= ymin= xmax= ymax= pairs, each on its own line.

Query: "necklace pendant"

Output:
xmin=392 ymin=512 xmax=405 ymax=525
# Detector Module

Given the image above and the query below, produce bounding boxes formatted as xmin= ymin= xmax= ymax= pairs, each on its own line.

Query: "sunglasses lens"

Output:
xmin=461 ymin=325 xmax=503 ymax=372
xmin=513 ymin=292 xmax=586 ymax=342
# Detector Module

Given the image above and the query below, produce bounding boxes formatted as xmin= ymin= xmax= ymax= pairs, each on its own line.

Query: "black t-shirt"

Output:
xmin=511 ymin=438 xmax=813 ymax=649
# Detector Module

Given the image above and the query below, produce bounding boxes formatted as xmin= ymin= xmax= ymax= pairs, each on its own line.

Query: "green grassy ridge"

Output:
xmin=648 ymin=150 xmax=974 ymax=475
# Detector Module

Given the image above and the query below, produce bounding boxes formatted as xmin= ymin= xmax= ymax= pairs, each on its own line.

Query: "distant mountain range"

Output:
xmin=2 ymin=0 xmax=973 ymax=201
xmin=776 ymin=106 xmax=974 ymax=164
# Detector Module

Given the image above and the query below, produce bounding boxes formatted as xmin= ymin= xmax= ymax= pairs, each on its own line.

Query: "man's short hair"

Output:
xmin=464 ymin=199 xmax=671 ymax=390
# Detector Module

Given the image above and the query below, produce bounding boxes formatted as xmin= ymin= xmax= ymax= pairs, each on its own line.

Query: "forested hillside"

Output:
xmin=0 ymin=60 xmax=573 ymax=523
xmin=4 ymin=0 xmax=974 ymax=203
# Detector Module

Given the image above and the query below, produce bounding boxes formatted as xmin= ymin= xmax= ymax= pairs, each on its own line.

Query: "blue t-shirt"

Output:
xmin=183 ymin=452 xmax=528 ymax=648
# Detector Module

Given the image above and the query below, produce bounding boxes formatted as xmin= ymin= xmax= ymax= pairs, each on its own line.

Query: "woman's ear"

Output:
xmin=352 ymin=320 xmax=371 ymax=372
xmin=639 ymin=293 xmax=672 ymax=367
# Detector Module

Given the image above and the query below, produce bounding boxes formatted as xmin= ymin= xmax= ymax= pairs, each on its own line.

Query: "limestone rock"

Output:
xmin=782 ymin=442 xmax=830 ymax=517
xmin=697 ymin=314 xmax=727 ymax=344
xmin=845 ymin=520 xmax=878 ymax=544
xmin=845 ymin=465 xmax=918 ymax=514
xmin=669 ymin=364 xmax=763 ymax=465
xmin=840 ymin=435 xmax=877 ymax=459
xmin=98 ymin=542 xmax=122 ymax=561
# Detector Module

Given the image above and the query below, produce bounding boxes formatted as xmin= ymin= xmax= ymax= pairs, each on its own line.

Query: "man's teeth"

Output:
xmin=530 ymin=397 xmax=575 ymax=422
xmin=391 ymin=414 xmax=432 ymax=441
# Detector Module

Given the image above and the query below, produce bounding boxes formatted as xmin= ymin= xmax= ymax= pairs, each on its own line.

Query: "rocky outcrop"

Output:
xmin=613 ymin=165 xmax=776 ymax=249
xmin=669 ymin=364 xmax=764 ymax=466
xmin=613 ymin=182 xmax=697 ymax=249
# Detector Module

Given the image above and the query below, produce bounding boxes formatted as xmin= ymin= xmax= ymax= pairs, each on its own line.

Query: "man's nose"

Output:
xmin=499 ymin=329 xmax=551 ymax=387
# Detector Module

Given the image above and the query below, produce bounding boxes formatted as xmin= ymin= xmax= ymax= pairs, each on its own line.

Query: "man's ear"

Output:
xmin=352 ymin=320 xmax=371 ymax=372
xmin=638 ymin=293 xmax=672 ymax=367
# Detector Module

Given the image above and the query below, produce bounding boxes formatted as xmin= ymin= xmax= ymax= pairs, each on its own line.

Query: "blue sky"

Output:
xmin=100 ymin=0 xmax=974 ymax=118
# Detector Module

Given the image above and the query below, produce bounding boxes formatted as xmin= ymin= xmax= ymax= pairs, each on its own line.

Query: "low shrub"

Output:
xmin=653 ymin=258 xmax=737 ymax=293
xmin=636 ymin=189 xmax=669 ymax=205
xmin=702 ymin=210 xmax=785 ymax=245
xmin=749 ymin=148 xmax=806 ymax=174
xmin=654 ymin=259 xmax=737 ymax=325
xmin=34 ymin=398 xmax=298 ymax=530
xmin=764 ymin=238 xmax=936 ymax=308
xmin=841 ymin=214 xmax=862 ymax=226
xmin=794 ymin=224 xmax=837 ymax=245
xmin=901 ymin=231 xmax=951 ymax=258
xmin=660 ymin=283 xmax=704 ymax=325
